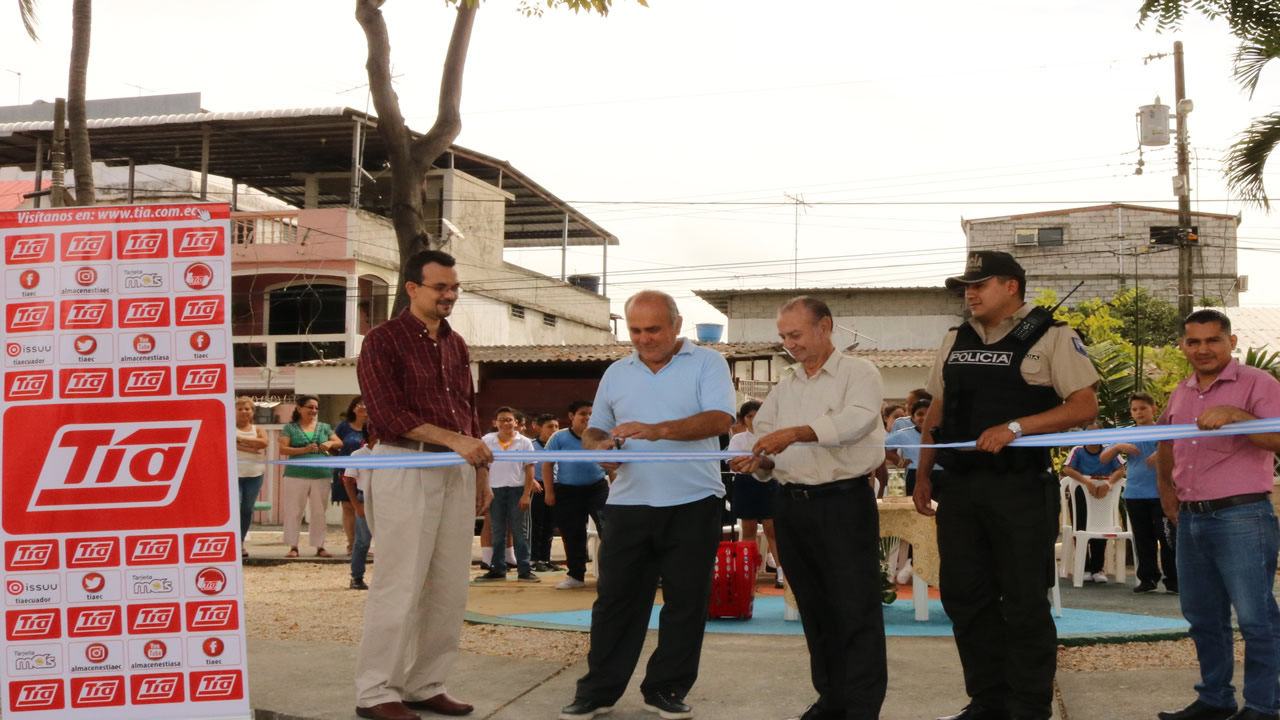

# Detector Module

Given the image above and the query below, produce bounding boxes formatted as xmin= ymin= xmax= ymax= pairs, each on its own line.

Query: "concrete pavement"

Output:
xmin=247 ymin=631 xmax=1235 ymax=720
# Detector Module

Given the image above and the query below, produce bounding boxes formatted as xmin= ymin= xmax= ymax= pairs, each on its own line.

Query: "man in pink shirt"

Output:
xmin=1156 ymin=309 xmax=1280 ymax=720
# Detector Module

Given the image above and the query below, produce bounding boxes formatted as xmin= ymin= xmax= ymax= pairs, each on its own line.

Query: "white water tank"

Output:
xmin=1139 ymin=99 xmax=1170 ymax=146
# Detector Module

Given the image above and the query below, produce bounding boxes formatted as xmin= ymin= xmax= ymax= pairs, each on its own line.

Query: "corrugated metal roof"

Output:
xmin=852 ymin=348 xmax=935 ymax=368
xmin=0 ymin=179 xmax=46 ymax=210
xmin=0 ymin=105 xmax=616 ymax=248
xmin=963 ymin=202 xmax=1239 ymax=226
xmin=1218 ymin=306 xmax=1280 ymax=354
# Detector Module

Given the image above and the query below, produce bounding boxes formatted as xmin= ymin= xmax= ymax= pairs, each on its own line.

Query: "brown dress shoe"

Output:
xmin=404 ymin=693 xmax=474 ymax=716
xmin=354 ymin=701 xmax=420 ymax=720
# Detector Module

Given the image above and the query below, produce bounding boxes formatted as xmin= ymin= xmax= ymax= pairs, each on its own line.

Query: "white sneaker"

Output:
xmin=896 ymin=560 xmax=914 ymax=585
xmin=1091 ymin=572 xmax=1109 ymax=584
xmin=555 ymin=577 xmax=586 ymax=590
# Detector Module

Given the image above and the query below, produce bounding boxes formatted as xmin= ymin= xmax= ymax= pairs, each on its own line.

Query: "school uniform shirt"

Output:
xmin=481 ymin=432 xmax=536 ymax=489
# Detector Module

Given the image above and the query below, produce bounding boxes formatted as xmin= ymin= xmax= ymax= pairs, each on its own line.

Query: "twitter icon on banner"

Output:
xmin=60 ymin=333 xmax=112 ymax=364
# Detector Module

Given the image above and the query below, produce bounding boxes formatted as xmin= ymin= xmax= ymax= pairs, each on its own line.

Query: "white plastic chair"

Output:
xmin=1058 ymin=478 xmax=1074 ymax=578
xmin=1067 ymin=478 xmax=1134 ymax=588
xmin=587 ymin=516 xmax=601 ymax=578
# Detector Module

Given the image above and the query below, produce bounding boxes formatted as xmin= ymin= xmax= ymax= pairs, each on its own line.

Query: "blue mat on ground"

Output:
xmin=502 ymin=596 xmax=1189 ymax=637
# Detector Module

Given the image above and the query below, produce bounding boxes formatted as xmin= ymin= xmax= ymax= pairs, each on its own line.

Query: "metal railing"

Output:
xmin=231 ymin=211 xmax=300 ymax=245
xmin=737 ymin=379 xmax=775 ymax=398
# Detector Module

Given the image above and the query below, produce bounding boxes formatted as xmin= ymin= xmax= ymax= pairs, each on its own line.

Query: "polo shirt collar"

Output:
xmin=625 ymin=338 xmax=692 ymax=366
xmin=1185 ymin=357 xmax=1241 ymax=391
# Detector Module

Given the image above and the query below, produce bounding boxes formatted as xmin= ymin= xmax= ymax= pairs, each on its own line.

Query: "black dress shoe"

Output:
xmin=558 ymin=697 xmax=614 ymax=718
xmin=1158 ymin=700 xmax=1238 ymax=720
xmin=641 ymin=689 xmax=693 ymax=719
xmin=937 ymin=704 xmax=1010 ymax=720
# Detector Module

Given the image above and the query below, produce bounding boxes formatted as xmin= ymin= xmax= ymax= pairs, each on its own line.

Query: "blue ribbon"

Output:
xmin=259 ymin=417 xmax=1280 ymax=469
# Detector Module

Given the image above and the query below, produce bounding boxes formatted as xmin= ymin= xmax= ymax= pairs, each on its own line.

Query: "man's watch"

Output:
xmin=1007 ymin=421 xmax=1023 ymax=438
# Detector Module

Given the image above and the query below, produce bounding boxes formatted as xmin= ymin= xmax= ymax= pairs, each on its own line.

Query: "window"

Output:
xmin=1037 ymin=228 xmax=1064 ymax=246
xmin=275 ymin=341 xmax=346 ymax=366
xmin=267 ymin=285 xmax=345 ymax=335
xmin=1150 ymin=225 xmax=1198 ymax=245
xmin=233 ymin=343 xmax=267 ymax=368
xmin=543 ymin=313 xmax=557 ymax=328
xmin=510 ymin=305 xmax=525 ymax=320
xmin=1015 ymin=227 xmax=1063 ymax=247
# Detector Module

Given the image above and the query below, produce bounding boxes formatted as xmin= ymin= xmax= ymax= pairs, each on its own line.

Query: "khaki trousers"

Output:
xmin=282 ymin=476 xmax=329 ymax=549
xmin=354 ymin=445 xmax=476 ymax=707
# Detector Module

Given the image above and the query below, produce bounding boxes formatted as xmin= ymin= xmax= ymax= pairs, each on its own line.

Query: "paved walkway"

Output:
xmin=248 ymin=633 xmax=1220 ymax=720
xmin=241 ymin=525 xmax=1220 ymax=720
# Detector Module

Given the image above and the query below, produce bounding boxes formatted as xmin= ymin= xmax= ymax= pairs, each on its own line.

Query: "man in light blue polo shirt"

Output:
xmin=559 ymin=290 xmax=735 ymax=720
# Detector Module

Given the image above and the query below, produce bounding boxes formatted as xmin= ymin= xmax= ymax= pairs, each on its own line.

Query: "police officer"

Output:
xmin=913 ymin=251 xmax=1098 ymax=720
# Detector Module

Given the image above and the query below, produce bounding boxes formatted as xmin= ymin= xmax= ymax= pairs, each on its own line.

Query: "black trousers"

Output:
xmin=553 ymin=480 xmax=609 ymax=581
xmin=937 ymin=469 xmax=1058 ymax=720
xmin=576 ymin=493 xmax=722 ymax=704
xmin=775 ymin=480 xmax=887 ymax=720
xmin=1072 ymin=486 xmax=1108 ymax=574
xmin=529 ymin=489 xmax=555 ymax=563
xmin=1126 ymin=497 xmax=1177 ymax=589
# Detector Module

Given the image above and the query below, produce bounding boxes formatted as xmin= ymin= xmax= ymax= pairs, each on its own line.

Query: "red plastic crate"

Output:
xmin=709 ymin=540 xmax=759 ymax=620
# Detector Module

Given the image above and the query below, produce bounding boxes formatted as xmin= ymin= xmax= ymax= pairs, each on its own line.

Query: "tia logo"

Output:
xmin=62 ymin=233 xmax=110 ymax=260
xmin=67 ymin=537 xmax=118 ymax=567
xmin=118 ymin=230 xmax=166 ymax=259
xmin=6 ymin=234 xmax=53 ymax=264
xmin=118 ymin=299 xmax=169 ymax=327
xmin=28 ymin=422 xmax=200 ymax=512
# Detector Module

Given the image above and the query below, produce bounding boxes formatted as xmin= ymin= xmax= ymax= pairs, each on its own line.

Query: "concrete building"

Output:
xmin=963 ymin=203 xmax=1243 ymax=306
xmin=692 ymin=287 xmax=961 ymax=399
xmin=0 ymin=94 xmax=619 ymax=397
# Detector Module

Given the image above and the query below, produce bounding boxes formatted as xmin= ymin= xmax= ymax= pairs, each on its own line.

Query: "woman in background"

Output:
xmin=332 ymin=396 xmax=368 ymax=555
xmin=234 ymin=397 xmax=268 ymax=559
xmin=278 ymin=395 xmax=340 ymax=558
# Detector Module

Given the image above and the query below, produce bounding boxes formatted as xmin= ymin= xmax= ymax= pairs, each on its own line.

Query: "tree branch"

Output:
xmin=410 ymin=4 xmax=477 ymax=173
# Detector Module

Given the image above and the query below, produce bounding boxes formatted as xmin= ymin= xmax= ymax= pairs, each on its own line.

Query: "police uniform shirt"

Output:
xmin=925 ymin=303 xmax=1098 ymax=400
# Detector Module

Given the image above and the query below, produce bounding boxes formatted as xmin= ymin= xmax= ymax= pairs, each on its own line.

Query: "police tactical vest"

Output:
xmin=938 ymin=320 xmax=1063 ymax=473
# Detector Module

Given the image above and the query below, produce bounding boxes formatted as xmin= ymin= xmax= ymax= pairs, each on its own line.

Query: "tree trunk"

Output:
xmin=355 ymin=0 xmax=476 ymax=318
xmin=67 ymin=0 xmax=94 ymax=207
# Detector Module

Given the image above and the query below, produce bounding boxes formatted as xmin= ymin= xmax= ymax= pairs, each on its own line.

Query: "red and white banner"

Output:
xmin=0 ymin=203 xmax=248 ymax=719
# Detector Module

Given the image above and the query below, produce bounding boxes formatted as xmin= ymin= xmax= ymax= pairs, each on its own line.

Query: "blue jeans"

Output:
xmin=351 ymin=491 xmax=372 ymax=579
xmin=490 ymin=487 xmax=530 ymax=575
xmin=238 ymin=475 xmax=265 ymax=544
xmin=1178 ymin=500 xmax=1280 ymax=713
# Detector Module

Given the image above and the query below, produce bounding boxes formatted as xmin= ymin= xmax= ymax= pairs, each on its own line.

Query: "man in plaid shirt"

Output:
xmin=353 ymin=248 xmax=493 ymax=720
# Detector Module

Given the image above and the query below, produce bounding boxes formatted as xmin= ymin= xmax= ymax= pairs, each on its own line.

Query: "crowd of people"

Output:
xmin=238 ymin=246 xmax=1280 ymax=720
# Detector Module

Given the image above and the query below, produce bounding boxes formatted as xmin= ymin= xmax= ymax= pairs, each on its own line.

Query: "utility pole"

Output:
xmin=1173 ymin=41 xmax=1195 ymax=317
xmin=783 ymin=192 xmax=809 ymax=289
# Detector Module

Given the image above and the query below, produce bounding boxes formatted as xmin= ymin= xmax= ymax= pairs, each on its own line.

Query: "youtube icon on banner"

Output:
xmin=0 ymin=203 xmax=247 ymax=720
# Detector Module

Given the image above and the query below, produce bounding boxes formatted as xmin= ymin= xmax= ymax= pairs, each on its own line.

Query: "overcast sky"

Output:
xmin=4 ymin=0 xmax=1279 ymax=332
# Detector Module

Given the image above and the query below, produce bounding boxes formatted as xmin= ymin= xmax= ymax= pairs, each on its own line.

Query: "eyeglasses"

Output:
xmin=411 ymin=282 xmax=462 ymax=295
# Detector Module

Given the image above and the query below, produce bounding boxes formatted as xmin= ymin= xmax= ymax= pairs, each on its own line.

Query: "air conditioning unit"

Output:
xmin=1014 ymin=229 xmax=1038 ymax=246
xmin=1239 ymin=275 xmax=1249 ymax=292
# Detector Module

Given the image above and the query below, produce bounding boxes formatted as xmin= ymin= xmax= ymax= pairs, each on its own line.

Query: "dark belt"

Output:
xmin=1179 ymin=492 xmax=1270 ymax=514
xmin=379 ymin=438 xmax=452 ymax=453
xmin=782 ymin=474 xmax=872 ymax=499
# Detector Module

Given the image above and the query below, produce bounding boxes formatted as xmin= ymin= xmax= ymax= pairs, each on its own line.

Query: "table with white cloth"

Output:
xmin=783 ymin=498 xmax=939 ymax=621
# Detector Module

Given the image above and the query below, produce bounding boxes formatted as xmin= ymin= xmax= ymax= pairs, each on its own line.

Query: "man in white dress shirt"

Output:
xmin=730 ymin=296 xmax=886 ymax=720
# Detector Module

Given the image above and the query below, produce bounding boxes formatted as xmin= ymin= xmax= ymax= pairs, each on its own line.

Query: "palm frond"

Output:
xmin=1244 ymin=345 xmax=1280 ymax=380
xmin=1224 ymin=112 xmax=1280 ymax=210
xmin=19 ymin=0 xmax=38 ymax=41
xmin=1233 ymin=43 xmax=1279 ymax=99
